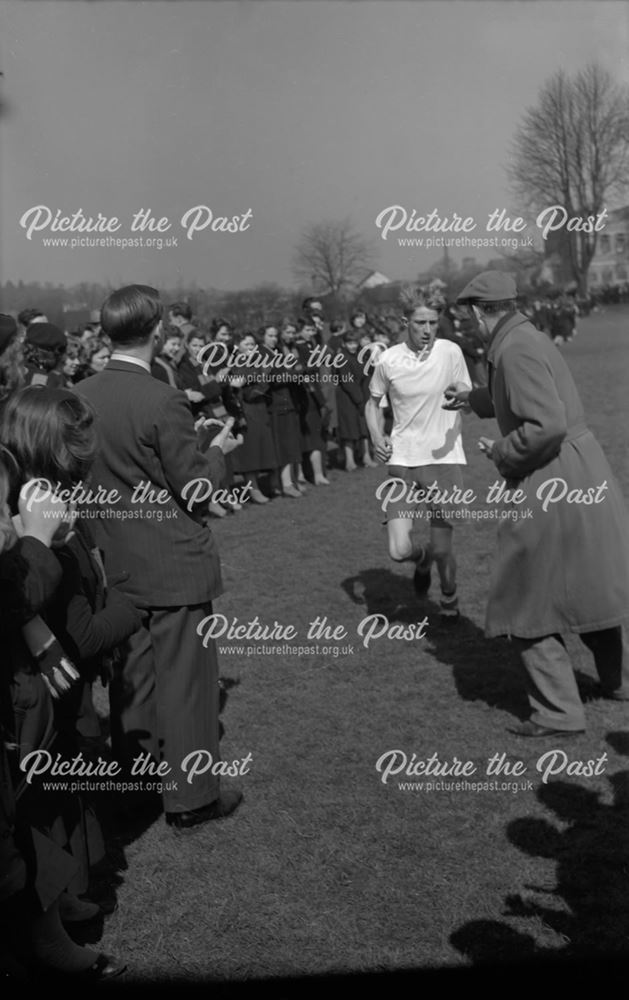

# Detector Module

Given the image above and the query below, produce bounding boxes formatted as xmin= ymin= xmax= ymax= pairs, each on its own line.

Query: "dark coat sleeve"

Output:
xmin=468 ymin=387 xmax=495 ymax=418
xmin=179 ymin=358 xmax=224 ymax=405
xmin=48 ymin=542 xmax=141 ymax=663
xmin=0 ymin=537 xmax=62 ymax=633
xmin=154 ymin=392 xmax=226 ymax=507
xmin=491 ymin=344 xmax=567 ymax=479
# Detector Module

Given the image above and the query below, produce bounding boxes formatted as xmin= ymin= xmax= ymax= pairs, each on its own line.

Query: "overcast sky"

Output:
xmin=1 ymin=0 xmax=628 ymax=291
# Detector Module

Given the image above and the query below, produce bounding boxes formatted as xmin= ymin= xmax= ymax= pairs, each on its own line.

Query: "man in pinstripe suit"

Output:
xmin=77 ymin=285 xmax=243 ymax=829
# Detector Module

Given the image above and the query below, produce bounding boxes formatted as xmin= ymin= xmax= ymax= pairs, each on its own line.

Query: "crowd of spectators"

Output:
xmin=4 ymin=283 xmax=620 ymax=510
xmin=1 ymin=275 xmax=627 ymax=979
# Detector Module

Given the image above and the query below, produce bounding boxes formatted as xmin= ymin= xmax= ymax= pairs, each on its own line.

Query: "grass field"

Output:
xmin=89 ymin=307 xmax=629 ymax=984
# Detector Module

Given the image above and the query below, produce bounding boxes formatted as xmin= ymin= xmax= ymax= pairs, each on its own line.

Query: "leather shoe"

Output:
xmin=81 ymin=954 xmax=127 ymax=981
xmin=508 ymin=720 xmax=584 ymax=738
xmin=599 ymin=686 xmax=629 ymax=702
xmin=42 ymin=954 xmax=126 ymax=981
xmin=166 ymin=788 xmax=243 ymax=829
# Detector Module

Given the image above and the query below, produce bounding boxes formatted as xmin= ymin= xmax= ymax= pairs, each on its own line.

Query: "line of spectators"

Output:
xmin=4 ymin=282 xmax=617 ymax=513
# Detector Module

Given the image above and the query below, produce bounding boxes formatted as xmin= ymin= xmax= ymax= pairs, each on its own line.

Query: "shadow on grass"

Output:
xmin=341 ymin=565 xmax=525 ymax=716
xmin=450 ymin=730 xmax=629 ymax=963
xmin=72 ymin=721 xmax=162 ymax=937
xmin=72 ymin=676 xmax=241 ymax=942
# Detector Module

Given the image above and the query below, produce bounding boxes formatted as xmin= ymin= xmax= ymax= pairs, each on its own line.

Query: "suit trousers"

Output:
xmin=513 ymin=626 xmax=629 ymax=731
xmin=110 ymin=603 xmax=220 ymax=812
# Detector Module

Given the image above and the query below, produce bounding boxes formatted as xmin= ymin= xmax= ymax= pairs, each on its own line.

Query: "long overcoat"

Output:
xmin=468 ymin=311 xmax=629 ymax=639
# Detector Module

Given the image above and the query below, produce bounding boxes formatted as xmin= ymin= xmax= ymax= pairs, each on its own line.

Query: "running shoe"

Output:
xmin=439 ymin=588 xmax=460 ymax=621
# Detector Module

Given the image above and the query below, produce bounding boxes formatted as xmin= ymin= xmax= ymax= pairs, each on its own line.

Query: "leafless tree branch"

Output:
xmin=507 ymin=64 xmax=629 ymax=289
xmin=292 ymin=218 xmax=375 ymax=298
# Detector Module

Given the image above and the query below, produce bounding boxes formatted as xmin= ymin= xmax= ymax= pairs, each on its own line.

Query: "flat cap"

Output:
xmin=25 ymin=321 xmax=67 ymax=349
xmin=456 ymin=270 xmax=517 ymax=303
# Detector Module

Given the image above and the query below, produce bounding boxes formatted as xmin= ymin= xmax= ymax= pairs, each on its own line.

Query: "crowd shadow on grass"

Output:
xmin=340 ymin=566 xmax=524 ymax=716
xmin=65 ymin=724 xmax=162 ymax=946
xmin=450 ymin=730 xmax=629 ymax=964
xmin=68 ymin=677 xmax=240 ymax=946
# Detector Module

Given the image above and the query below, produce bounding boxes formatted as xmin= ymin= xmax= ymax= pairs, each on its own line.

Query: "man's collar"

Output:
xmin=109 ymin=352 xmax=151 ymax=373
xmin=486 ymin=311 xmax=530 ymax=364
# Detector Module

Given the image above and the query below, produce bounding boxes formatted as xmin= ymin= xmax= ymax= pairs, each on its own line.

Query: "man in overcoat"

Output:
xmin=444 ymin=271 xmax=629 ymax=736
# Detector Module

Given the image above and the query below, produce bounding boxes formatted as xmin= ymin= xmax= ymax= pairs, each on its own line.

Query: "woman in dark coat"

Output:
xmin=177 ymin=330 xmax=223 ymax=419
xmin=230 ymin=333 xmax=277 ymax=504
xmin=294 ymin=319 xmax=329 ymax=486
xmin=267 ymin=323 xmax=305 ymax=498
xmin=447 ymin=271 xmax=629 ymax=736
xmin=336 ymin=331 xmax=376 ymax=471
xmin=186 ymin=328 xmax=242 ymax=515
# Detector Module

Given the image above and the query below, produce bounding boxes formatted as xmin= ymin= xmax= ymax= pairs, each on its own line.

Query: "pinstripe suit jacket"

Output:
xmin=76 ymin=359 xmax=225 ymax=607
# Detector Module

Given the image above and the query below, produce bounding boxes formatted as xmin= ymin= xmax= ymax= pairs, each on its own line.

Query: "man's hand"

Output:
xmin=203 ymin=416 xmax=243 ymax=456
xmin=478 ymin=436 xmax=496 ymax=459
xmin=442 ymin=381 xmax=471 ymax=410
xmin=217 ymin=430 xmax=244 ymax=456
xmin=373 ymin=436 xmax=393 ymax=463
xmin=195 ymin=416 xmax=223 ymax=451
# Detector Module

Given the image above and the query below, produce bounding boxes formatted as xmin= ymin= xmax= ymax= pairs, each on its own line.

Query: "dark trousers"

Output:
xmin=110 ymin=603 xmax=220 ymax=812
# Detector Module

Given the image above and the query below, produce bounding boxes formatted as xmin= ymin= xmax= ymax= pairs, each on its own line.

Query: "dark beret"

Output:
xmin=25 ymin=322 xmax=67 ymax=350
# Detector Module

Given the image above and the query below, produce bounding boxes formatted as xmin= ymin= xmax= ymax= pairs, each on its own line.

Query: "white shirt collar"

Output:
xmin=109 ymin=353 xmax=151 ymax=373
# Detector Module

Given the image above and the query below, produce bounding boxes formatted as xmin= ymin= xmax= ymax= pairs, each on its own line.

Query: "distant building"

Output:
xmin=357 ymin=270 xmax=392 ymax=289
xmin=587 ymin=206 xmax=629 ymax=288
xmin=62 ymin=304 xmax=91 ymax=334
xmin=541 ymin=206 xmax=629 ymax=290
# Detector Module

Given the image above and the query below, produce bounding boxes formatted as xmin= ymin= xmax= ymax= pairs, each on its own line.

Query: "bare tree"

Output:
xmin=508 ymin=64 xmax=629 ymax=291
xmin=292 ymin=218 xmax=375 ymax=299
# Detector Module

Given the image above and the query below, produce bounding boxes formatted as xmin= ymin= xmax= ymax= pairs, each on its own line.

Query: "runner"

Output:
xmin=365 ymin=291 xmax=472 ymax=620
